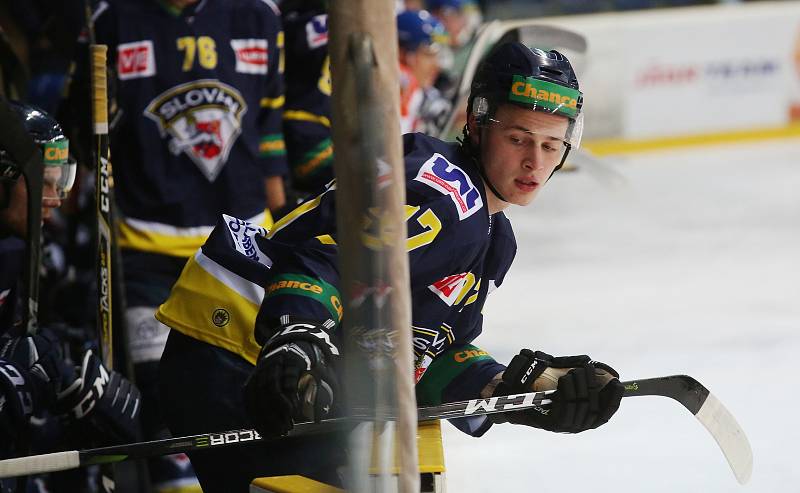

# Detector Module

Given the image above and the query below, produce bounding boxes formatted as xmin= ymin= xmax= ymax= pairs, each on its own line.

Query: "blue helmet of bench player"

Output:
xmin=0 ymin=101 xmax=76 ymax=200
xmin=397 ymin=9 xmax=448 ymax=52
xmin=425 ymin=0 xmax=463 ymax=12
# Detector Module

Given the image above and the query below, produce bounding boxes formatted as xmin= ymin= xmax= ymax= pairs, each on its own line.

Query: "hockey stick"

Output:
xmin=623 ymin=375 xmax=752 ymax=485
xmin=85 ymin=4 xmax=119 ymax=485
xmin=90 ymin=44 xmax=115 ymax=372
xmin=0 ymin=375 xmax=752 ymax=484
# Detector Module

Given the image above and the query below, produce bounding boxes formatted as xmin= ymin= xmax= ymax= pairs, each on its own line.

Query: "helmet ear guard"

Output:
xmin=471 ymin=96 xmax=490 ymax=127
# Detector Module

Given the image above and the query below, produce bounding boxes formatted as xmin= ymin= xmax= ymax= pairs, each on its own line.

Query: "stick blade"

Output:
xmin=623 ymin=375 xmax=753 ymax=484
xmin=695 ymin=392 xmax=753 ymax=484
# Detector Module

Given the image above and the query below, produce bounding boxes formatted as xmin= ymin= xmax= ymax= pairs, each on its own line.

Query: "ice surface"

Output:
xmin=443 ymin=139 xmax=800 ymax=492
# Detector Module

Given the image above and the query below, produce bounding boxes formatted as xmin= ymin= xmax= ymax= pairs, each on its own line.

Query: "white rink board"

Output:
xmin=535 ymin=2 xmax=800 ymax=140
xmin=442 ymin=139 xmax=800 ymax=492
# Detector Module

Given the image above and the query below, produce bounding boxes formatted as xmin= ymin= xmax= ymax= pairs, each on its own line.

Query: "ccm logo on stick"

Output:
xmin=202 ymin=429 xmax=262 ymax=446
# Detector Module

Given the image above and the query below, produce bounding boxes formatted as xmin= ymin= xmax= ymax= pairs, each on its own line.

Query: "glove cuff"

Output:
xmin=0 ymin=361 xmax=36 ymax=420
xmin=260 ymin=315 xmax=339 ymax=361
xmin=497 ymin=349 xmax=553 ymax=393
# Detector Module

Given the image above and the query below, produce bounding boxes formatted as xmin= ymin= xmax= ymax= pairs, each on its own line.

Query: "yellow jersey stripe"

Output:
xmin=283 ymin=110 xmax=331 ymax=128
xmin=260 ymin=95 xmax=285 ymax=109
xmin=118 ymin=210 xmax=273 ymax=257
xmin=267 ymin=184 xmax=335 ymax=238
xmin=118 ymin=222 xmax=211 ymax=258
xmin=295 ymin=144 xmax=333 ymax=178
xmin=259 ymin=139 xmax=286 ymax=153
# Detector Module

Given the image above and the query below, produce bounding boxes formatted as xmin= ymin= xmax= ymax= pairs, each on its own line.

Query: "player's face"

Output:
xmin=0 ymin=175 xmax=62 ymax=238
xmin=479 ymin=104 xmax=570 ymax=209
xmin=409 ymin=45 xmax=441 ymax=88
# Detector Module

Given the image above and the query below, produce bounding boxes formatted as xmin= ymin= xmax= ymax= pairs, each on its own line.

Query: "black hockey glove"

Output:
xmin=0 ymin=333 xmax=73 ymax=452
xmin=0 ymin=333 xmax=74 ymax=405
xmin=491 ymin=349 xmax=624 ymax=433
xmin=244 ymin=317 xmax=340 ymax=438
xmin=0 ymin=360 xmax=35 ymax=447
xmin=52 ymin=350 xmax=142 ymax=444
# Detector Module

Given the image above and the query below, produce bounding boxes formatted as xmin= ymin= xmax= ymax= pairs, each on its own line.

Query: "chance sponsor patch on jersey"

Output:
xmin=222 ymin=214 xmax=271 ymax=267
xmin=117 ymin=40 xmax=156 ymax=80
xmin=230 ymin=39 xmax=268 ymax=74
xmin=414 ymin=153 xmax=483 ymax=220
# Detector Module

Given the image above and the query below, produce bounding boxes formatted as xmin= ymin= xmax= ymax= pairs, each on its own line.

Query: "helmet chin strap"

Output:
xmin=466 ymin=124 xmax=509 ymax=204
xmin=548 ymin=145 xmax=572 ymax=180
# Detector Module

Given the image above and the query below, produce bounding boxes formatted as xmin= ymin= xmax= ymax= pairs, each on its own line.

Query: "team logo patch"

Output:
xmin=414 ymin=354 xmax=433 ymax=383
xmin=222 ymin=214 xmax=271 ymax=267
xmin=144 ymin=80 xmax=247 ymax=181
xmin=412 ymin=323 xmax=455 ymax=383
xmin=306 ymin=14 xmax=328 ymax=49
xmin=414 ymin=154 xmax=483 ymax=220
xmin=117 ymin=40 xmax=156 ymax=80
xmin=429 ymin=273 xmax=469 ymax=306
xmin=230 ymin=39 xmax=268 ymax=74
xmin=212 ymin=308 xmax=230 ymax=327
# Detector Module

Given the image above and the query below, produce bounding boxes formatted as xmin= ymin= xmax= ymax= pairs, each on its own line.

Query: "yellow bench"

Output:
xmin=251 ymin=421 xmax=445 ymax=492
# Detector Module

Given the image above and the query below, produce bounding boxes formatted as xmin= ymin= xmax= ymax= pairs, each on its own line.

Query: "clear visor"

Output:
xmin=474 ymin=96 xmax=584 ymax=148
xmin=43 ymin=158 xmax=76 ymax=200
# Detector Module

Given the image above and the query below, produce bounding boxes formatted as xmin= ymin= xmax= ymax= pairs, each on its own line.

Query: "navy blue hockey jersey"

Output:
xmin=86 ymin=0 xmax=287 ymax=257
xmin=157 ymin=133 xmax=515 ymax=434
xmin=0 ymin=237 xmax=25 ymax=336
xmin=281 ymin=9 xmax=333 ymax=192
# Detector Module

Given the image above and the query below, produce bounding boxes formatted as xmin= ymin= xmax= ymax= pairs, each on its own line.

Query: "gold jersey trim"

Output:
xmin=119 ymin=210 xmax=273 ymax=257
xmin=156 ymin=250 xmax=263 ymax=364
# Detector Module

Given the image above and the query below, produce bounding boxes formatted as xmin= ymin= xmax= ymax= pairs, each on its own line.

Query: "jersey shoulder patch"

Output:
xmin=230 ymin=38 xmax=269 ymax=74
xmin=117 ymin=40 xmax=156 ymax=80
xmin=305 ymin=14 xmax=328 ymax=49
xmin=413 ymin=153 xmax=483 ymax=220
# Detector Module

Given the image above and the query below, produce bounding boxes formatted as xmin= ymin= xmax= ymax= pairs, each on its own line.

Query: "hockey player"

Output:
xmin=155 ymin=42 xmax=625 ymax=491
xmin=426 ymin=0 xmax=469 ymax=48
xmin=280 ymin=0 xmax=334 ymax=195
xmin=397 ymin=9 xmax=451 ymax=134
xmin=0 ymin=101 xmax=76 ymax=325
xmin=63 ymin=0 xmax=289 ymax=490
xmin=0 ymin=101 xmax=140 ymax=491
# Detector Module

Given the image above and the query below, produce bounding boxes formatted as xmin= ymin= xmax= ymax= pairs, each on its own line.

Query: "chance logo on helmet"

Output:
xmin=508 ymin=75 xmax=580 ymax=118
